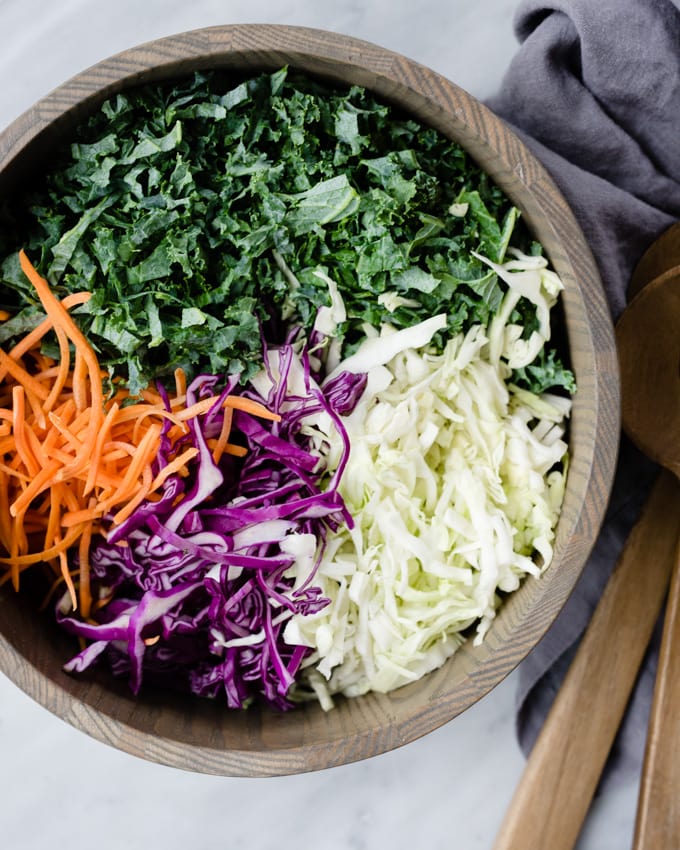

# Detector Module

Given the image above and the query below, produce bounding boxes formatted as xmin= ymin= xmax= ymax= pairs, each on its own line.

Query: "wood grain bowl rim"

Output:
xmin=0 ymin=24 xmax=619 ymax=776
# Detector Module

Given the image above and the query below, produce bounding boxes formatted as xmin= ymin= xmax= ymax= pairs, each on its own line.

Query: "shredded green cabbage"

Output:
xmin=284 ymin=250 xmax=571 ymax=704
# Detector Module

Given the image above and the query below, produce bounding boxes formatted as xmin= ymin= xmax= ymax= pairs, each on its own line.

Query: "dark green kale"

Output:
xmin=0 ymin=67 xmax=574 ymax=395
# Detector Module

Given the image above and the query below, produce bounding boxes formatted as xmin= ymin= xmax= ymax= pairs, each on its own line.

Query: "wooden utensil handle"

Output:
xmin=493 ymin=470 xmax=680 ymax=850
xmin=632 ymin=545 xmax=680 ymax=849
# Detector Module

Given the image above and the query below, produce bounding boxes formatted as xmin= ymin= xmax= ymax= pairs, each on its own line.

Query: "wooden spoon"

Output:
xmin=629 ymin=222 xmax=680 ymax=298
xmin=493 ymin=230 xmax=680 ymax=850
xmin=617 ymin=267 xmax=680 ymax=850
xmin=492 ymin=472 xmax=680 ymax=850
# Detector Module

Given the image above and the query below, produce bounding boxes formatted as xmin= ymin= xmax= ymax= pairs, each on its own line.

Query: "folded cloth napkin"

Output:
xmin=486 ymin=0 xmax=680 ymax=789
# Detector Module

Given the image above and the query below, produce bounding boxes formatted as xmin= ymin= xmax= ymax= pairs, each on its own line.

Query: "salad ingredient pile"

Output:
xmin=0 ymin=69 xmax=574 ymax=710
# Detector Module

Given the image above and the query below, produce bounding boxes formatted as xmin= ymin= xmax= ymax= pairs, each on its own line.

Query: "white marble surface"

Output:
xmin=0 ymin=2 xmax=638 ymax=848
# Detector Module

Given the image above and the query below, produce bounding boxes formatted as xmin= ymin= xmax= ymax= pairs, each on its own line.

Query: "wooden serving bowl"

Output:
xmin=0 ymin=24 xmax=619 ymax=776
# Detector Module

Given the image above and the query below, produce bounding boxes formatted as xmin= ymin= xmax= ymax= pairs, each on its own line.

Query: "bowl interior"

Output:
xmin=0 ymin=24 xmax=619 ymax=776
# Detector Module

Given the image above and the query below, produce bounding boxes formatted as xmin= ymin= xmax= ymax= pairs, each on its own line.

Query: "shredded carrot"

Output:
xmin=223 ymin=395 xmax=281 ymax=421
xmin=10 ymin=459 xmax=61 ymax=516
xmin=72 ymin=349 xmax=89 ymax=413
xmin=58 ymin=537 xmax=78 ymax=611
xmin=174 ymin=367 xmax=186 ymax=399
xmin=0 ymin=523 xmax=82 ymax=570
xmin=149 ymin=447 xmax=199 ymax=492
xmin=0 ymin=251 xmax=281 ymax=614
xmin=60 ymin=507 xmax=102 ymax=528
xmin=43 ymin=323 xmax=71 ymax=415
xmin=208 ymin=436 xmax=248 ymax=458
xmin=12 ymin=386 xmax=40 ymax=478
xmin=0 ymin=292 xmax=90 ymax=378
xmin=78 ymin=502 xmax=95 ymax=618
xmin=111 ymin=465 xmax=153 ymax=526
xmin=0 ymin=350 xmax=50 ymax=402
xmin=225 ymin=443 xmax=248 ymax=458
xmin=83 ymin=402 xmax=118 ymax=495
xmin=212 ymin=407 xmax=234 ymax=464
xmin=171 ymin=393 xmax=281 ymax=423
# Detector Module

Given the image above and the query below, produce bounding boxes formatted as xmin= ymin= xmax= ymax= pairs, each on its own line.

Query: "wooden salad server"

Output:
xmin=493 ymin=225 xmax=680 ymax=850
xmin=617 ymin=257 xmax=680 ymax=850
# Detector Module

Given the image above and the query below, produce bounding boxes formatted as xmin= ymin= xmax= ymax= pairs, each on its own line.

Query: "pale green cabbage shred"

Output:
xmin=281 ymin=249 xmax=572 ymax=708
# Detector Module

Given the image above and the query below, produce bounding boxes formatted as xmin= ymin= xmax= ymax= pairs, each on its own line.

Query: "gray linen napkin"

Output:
xmin=486 ymin=0 xmax=680 ymax=788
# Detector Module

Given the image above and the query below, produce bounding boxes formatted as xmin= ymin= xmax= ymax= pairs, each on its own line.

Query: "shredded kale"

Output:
xmin=0 ymin=67 xmax=574 ymax=395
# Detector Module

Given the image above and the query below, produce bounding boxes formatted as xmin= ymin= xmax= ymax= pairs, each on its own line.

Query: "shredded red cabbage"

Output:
xmin=59 ymin=342 xmax=365 ymax=710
